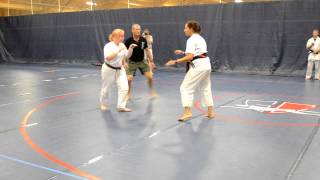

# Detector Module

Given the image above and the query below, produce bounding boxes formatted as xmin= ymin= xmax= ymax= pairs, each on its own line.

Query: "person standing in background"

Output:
xmin=143 ymin=28 xmax=156 ymax=69
xmin=306 ymin=29 xmax=320 ymax=80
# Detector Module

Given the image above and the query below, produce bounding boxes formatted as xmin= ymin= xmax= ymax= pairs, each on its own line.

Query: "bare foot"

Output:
xmin=100 ymin=104 xmax=108 ymax=112
xmin=117 ymin=107 xmax=132 ymax=112
xmin=205 ymin=111 xmax=215 ymax=119
xmin=178 ymin=113 xmax=192 ymax=122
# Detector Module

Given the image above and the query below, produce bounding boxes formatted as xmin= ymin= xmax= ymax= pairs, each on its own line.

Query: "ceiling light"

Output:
xmin=128 ymin=2 xmax=142 ymax=6
xmin=86 ymin=1 xmax=97 ymax=6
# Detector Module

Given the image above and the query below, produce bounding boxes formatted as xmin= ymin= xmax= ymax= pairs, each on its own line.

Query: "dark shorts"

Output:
xmin=127 ymin=60 xmax=150 ymax=76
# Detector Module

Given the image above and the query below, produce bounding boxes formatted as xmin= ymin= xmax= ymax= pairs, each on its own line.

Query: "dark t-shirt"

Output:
xmin=125 ymin=36 xmax=148 ymax=62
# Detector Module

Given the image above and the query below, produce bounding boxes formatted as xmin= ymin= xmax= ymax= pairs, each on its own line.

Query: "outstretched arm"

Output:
xmin=165 ymin=53 xmax=194 ymax=66
xmin=126 ymin=44 xmax=137 ymax=59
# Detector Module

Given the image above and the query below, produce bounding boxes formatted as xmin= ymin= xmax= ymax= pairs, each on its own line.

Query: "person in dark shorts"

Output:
xmin=125 ymin=24 xmax=157 ymax=98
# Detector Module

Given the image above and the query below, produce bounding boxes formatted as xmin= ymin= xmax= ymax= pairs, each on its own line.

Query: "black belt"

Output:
xmin=105 ymin=62 xmax=121 ymax=70
xmin=309 ymin=50 xmax=318 ymax=54
xmin=186 ymin=53 xmax=207 ymax=72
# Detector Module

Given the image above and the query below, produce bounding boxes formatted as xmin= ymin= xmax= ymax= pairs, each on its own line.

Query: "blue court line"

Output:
xmin=0 ymin=154 xmax=87 ymax=180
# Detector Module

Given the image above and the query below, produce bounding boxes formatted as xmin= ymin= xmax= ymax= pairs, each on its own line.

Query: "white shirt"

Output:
xmin=104 ymin=42 xmax=128 ymax=67
xmin=306 ymin=37 xmax=320 ymax=61
xmin=185 ymin=34 xmax=211 ymax=70
xmin=145 ymin=35 xmax=153 ymax=49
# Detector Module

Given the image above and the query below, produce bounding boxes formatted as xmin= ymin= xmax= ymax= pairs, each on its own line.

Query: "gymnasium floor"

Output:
xmin=0 ymin=63 xmax=320 ymax=180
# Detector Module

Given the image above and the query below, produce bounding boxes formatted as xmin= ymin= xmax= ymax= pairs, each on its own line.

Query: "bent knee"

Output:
xmin=144 ymin=72 xmax=153 ymax=79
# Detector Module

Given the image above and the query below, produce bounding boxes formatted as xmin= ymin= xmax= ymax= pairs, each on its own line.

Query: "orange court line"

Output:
xmin=20 ymin=92 xmax=103 ymax=180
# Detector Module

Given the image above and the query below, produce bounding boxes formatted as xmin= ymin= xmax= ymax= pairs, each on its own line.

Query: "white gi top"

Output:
xmin=104 ymin=42 xmax=128 ymax=67
xmin=185 ymin=34 xmax=211 ymax=70
xmin=306 ymin=37 xmax=320 ymax=61
xmin=145 ymin=35 xmax=153 ymax=50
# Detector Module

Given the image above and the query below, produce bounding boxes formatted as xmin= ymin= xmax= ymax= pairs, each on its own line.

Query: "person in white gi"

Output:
xmin=306 ymin=29 xmax=320 ymax=80
xmin=165 ymin=20 xmax=214 ymax=121
xmin=100 ymin=29 xmax=136 ymax=112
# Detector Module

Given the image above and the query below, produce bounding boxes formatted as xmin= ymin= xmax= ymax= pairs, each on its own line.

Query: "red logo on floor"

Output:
xmin=216 ymin=100 xmax=320 ymax=117
xmin=268 ymin=102 xmax=317 ymax=114
xmin=195 ymin=99 xmax=320 ymax=126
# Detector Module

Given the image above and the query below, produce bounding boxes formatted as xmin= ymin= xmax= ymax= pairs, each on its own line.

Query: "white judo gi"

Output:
xmin=306 ymin=36 xmax=320 ymax=79
xmin=180 ymin=34 xmax=214 ymax=107
xmin=100 ymin=42 xmax=129 ymax=109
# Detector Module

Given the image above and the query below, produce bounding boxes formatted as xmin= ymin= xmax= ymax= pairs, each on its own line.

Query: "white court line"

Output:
xmin=24 ymin=123 xmax=39 ymax=128
xmin=0 ymin=92 xmax=79 ymax=108
xmin=42 ymin=70 xmax=60 ymax=73
xmin=3 ymin=73 xmax=97 ymax=87
xmin=49 ymin=154 xmax=103 ymax=180
xmin=12 ymin=83 xmax=21 ymax=86
xmin=147 ymin=130 xmax=161 ymax=138
xmin=19 ymin=93 xmax=31 ymax=96
xmin=87 ymin=155 xmax=104 ymax=165
xmin=0 ymin=99 xmax=32 ymax=108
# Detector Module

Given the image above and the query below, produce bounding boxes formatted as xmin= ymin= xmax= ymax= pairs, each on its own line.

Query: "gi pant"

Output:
xmin=306 ymin=60 xmax=320 ymax=79
xmin=180 ymin=67 xmax=214 ymax=108
xmin=100 ymin=64 xmax=129 ymax=108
